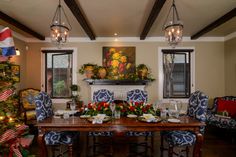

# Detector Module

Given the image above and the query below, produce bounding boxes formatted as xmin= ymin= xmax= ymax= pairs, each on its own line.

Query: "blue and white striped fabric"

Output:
xmin=0 ymin=27 xmax=16 ymax=57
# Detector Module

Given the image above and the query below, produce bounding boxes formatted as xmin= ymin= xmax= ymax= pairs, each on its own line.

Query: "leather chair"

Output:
xmin=87 ymin=89 xmax=114 ymax=157
xmin=35 ymin=91 xmax=79 ymax=157
xmin=160 ymin=91 xmax=208 ymax=157
xmin=126 ymin=89 xmax=153 ymax=157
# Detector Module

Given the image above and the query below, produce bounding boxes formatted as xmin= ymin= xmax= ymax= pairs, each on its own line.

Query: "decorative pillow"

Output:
xmin=217 ymin=99 xmax=236 ymax=118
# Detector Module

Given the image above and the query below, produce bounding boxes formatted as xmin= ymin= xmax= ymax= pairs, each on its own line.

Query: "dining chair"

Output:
xmin=126 ymin=89 xmax=153 ymax=157
xmin=160 ymin=90 xmax=208 ymax=157
xmin=87 ymin=89 xmax=114 ymax=157
xmin=35 ymin=91 xmax=79 ymax=157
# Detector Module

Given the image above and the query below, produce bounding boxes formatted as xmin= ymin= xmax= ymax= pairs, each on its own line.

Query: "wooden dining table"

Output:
xmin=37 ymin=115 xmax=205 ymax=157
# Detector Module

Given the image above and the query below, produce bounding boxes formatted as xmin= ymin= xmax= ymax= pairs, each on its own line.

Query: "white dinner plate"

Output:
xmin=80 ymin=115 xmax=91 ymax=118
xmin=168 ymin=118 xmax=180 ymax=123
xmin=127 ymin=114 xmax=137 ymax=118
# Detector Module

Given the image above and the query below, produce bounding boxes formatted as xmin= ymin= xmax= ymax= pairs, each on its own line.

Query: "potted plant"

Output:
xmin=136 ymin=64 xmax=149 ymax=80
xmin=70 ymin=84 xmax=79 ymax=96
xmin=96 ymin=66 xmax=107 ymax=79
xmin=78 ymin=63 xmax=97 ymax=79
xmin=69 ymin=84 xmax=83 ymax=109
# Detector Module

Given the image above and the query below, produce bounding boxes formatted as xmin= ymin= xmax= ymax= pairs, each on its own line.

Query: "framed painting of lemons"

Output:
xmin=103 ymin=47 xmax=135 ymax=80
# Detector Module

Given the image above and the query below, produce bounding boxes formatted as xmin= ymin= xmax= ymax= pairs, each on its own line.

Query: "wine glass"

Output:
xmin=169 ymin=100 xmax=178 ymax=118
xmin=152 ymin=103 xmax=158 ymax=116
xmin=70 ymin=100 xmax=76 ymax=120
xmin=176 ymin=100 xmax=183 ymax=116
xmin=110 ymin=103 xmax=116 ymax=119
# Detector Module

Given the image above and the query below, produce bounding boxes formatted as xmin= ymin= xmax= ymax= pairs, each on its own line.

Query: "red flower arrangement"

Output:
xmin=86 ymin=102 xmax=112 ymax=116
xmin=126 ymin=101 xmax=154 ymax=116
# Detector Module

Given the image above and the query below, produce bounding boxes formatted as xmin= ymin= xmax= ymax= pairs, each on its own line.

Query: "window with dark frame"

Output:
xmin=162 ymin=49 xmax=193 ymax=98
xmin=42 ymin=50 xmax=73 ymax=99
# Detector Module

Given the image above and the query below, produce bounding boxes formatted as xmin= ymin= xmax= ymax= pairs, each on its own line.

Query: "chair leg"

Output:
xmin=186 ymin=146 xmax=189 ymax=157
xmin=151 ymin=135 xmax=154 ymax=157
xmin=51 ymin=146 xmax=56 ymax=157
xmin=68 ymin=144 xmax=73 ymax=157
xmin=110 ymin=137 xmax=113 ymax=156
xmin=86 ymin=135 xmax=90 ymax=157
xmin=93 ymin=136 xmax=96 ymax=156
xmin=145 ymin=135 xmax=148 ymax=156
xmin=168 ymin=146 xmax=173 ymax=157
xmin=160 ymin=134 xmax=164 ymax=157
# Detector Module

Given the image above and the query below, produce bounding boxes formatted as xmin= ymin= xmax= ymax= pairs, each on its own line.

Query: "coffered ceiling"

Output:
xmin=0 ymin=0 xmax=235 ymax=40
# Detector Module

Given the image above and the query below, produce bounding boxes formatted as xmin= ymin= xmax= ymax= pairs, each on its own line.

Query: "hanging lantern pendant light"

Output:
xmin=50 ymin=0 xmax=72 ymax=46
xmin=163 ymin=0 xmax=183 ymax=48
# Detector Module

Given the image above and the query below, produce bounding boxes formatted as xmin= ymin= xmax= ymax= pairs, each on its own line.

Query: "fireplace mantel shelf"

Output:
xmin=83 ymin=79 xmax=151 ymax=85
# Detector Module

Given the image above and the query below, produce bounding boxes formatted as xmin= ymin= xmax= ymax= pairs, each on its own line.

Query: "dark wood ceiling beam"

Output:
xmin=140 ymin=0 xmax=166 ymax=40
xmin=0 ymin=11 xmax=45 ymax=40
xmin=64 ymin=0 xmax=96 ymax=40
xmin=191 ymin=8 xmax=236 ymax=40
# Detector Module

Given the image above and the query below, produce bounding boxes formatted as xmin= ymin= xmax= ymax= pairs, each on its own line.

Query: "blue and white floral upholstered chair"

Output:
xmin=35 ymin=92 xmax=79 ymax=157
xmin=160 ymin=91 xmax=208 ymax=157
xmin=127 ymin=89 xmax=148 ymax=103
xmin=88 ymin=89 xmax=114 ymax=156
xmin=126 ymin=89 xmax=153 ymax=156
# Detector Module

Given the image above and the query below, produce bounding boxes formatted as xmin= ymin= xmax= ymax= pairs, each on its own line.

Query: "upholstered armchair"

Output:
xmin=35 ymin=92 xmax=79 ymax=157
xmin=126 ymin=89 xmax=153 ymax=156
xmin=160 ymin=91 xmax=208 ymax=157
xmin=88 ymin=89 xmax=114 ymax=156
xmin=19 ymin=88 xmax=40 ymax=126
xmin=206 ymin=96 xmax=236 ymax=130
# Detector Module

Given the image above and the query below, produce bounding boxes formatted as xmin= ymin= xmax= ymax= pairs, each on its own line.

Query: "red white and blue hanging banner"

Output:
xmin=0 ymin=27 xmax=16 ymax=57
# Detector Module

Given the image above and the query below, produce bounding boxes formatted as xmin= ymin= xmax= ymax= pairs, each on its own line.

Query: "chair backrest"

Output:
xmin=188 ymin=90 xmax=208 ymax=134
xmin=35 ymin=91 xmax=53 ymax=121
xmin=19 ymin=88 xmax=40 ymax=110
xmin=127 ymin=89 xmax=148 ymax=103
xmin=93 ymin=89 xmax=114 ymax=103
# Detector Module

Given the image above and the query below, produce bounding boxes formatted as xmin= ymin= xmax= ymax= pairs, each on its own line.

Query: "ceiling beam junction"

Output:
xmin=140 ymin=0 xmax=166 ymax=40
xmin=0 ymin=11 xmax=45 ymax=40
xmin=64 ymin=0 xmax=96 ymax=40
xmin=191 ymin=8 xmax=236 ymax=40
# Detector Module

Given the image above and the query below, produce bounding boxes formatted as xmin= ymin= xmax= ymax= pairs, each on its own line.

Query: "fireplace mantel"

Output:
xmin=84 ymin=79 xmax=150 ymax=101
xmin=83 ymin=79 xmax=150 ymax=85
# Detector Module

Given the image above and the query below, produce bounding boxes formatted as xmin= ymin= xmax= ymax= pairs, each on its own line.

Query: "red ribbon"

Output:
xmin=0 ymin=125 xmax=28 ymax=157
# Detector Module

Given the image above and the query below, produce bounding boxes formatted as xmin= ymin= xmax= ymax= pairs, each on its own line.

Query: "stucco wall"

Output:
xmin=225 ymin=37 xmax=236 ymax=95
xmin=10 ymin=37 xmax=27 ymax=90
xmin=23 ymin=41 xmax=225 ymax=107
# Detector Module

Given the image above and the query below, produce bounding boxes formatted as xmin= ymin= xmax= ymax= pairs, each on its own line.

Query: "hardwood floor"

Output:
xmin=29 ymin=128 xmax=236 ymax=157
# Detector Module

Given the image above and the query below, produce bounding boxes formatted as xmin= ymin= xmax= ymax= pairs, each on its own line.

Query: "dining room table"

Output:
xmin=36 ymin=115 xmax=205 ymax=157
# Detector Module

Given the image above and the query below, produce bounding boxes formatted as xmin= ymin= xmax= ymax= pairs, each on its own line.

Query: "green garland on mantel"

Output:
xmin=78 ymin=63 xmax=155 ymax=81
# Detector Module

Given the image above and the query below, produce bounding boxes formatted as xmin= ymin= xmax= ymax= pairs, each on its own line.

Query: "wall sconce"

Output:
xmin=15 ymin=48 xmax=20 ymax=56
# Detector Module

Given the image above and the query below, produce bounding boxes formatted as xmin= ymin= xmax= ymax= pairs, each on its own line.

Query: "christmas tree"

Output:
xmin=0 ymin=60 xmax=28 ymax=155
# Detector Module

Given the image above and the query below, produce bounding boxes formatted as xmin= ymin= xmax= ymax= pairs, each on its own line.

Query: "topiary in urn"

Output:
xmin=79 ymin=63 xmax=97 ymax=79
xmin=136 ymin=64 xmax=149 ymax=80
